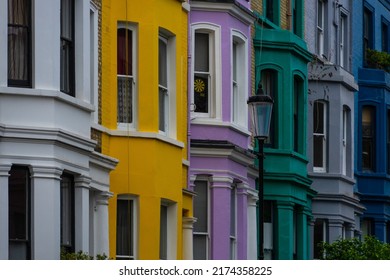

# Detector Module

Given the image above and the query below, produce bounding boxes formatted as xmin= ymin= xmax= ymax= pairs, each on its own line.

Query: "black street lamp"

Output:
xmin=247 ymin=83 xmax=273 ymax=260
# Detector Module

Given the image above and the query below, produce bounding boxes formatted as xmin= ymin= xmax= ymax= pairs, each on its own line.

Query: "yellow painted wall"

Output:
xmin=101 ymin=0 xmax=190 ymax=260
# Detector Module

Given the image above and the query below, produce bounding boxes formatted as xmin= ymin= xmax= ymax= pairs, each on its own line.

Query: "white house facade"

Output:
xmin=0 ymin=0 xmax=117 ymax=259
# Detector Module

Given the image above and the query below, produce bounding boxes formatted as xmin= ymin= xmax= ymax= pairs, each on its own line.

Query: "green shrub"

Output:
xmin=60 ymin=248 xmax=110 ymax=260
xmin=366 ymin=49 xmax=390 ymax=72
xmin=319 ymin=235 xmax=390 ymax=260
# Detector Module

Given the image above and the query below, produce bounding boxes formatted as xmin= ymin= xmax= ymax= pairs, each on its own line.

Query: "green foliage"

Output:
xmin=319 ymin=235 xmax=390 ymax=260
xmin=366 ymin=49 xmax=390 ymax=72
xmin=60 ymin=248 xmax=110 ymax=260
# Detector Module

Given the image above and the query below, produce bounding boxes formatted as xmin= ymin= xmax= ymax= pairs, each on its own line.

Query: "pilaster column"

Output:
xmin=74 ymin=175 xmax=91 ymax=254
xmin=328 ymin=219 xmax=344 ymax=243
xmin=247 ymin=192 xmax=258 ymax=260
xmin=374 ymin=219 xmax=387 ymax=242
xmin=95 ymin=191 xmax=112 ymax=256
xmin=236 ymin=183 xmax=248 ymax=260
xmin=30 ymin=166 xmax=62 ymax=260
xmin=209 ymin=175 xmax=233 ymax=260
xmin=307 ymin=217 xmax=315 ymax=260
xmin=275 ymin=201 xmax=294 ymax=260
xmin=182 ymin=217 xmax=196 ymax=260
xmin=345 ymin=223 xmax=355 ymax=239
xmin=296 ymin=207 xmax=308 ymax=259
xmin=0 ymin=164 xmax=12 ymax=259
xmin=189 ymin=174 xmax=197 ymax=192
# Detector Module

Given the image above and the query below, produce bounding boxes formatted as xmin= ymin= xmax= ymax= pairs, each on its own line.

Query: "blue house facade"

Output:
xmin=353 ymin=0 xmax=390 ymax=242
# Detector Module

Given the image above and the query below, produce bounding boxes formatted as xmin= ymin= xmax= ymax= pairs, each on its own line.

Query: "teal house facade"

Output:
xmin=252 ymin=0 xmax=315 ymax=260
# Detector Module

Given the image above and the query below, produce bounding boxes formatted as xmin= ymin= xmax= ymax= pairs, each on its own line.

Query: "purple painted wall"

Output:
xmin=189 ymin=5 xmax=256 ymax=260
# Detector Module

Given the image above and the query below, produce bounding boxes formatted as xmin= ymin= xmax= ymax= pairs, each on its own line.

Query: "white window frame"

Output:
xmin=159 ymin=199 xmax=177 ymax=260
xmin=158 ymin=31 xmax=176 ymax=138
xmin=342 ymin=108 xmax=348 ymax=175
xmin=158 ymin=35 xmax=169 ymax=134
xmin=191 ymin=23 xmax=221 ymax=121
xmin=193 ymin=177 xmax=210 ymax=260
xmin=339 ymin=11 xmax=348 ymax=69
xmin=317 ymin=0 xmax=325 ymax=57
xmin=116 ymin=195 xmax=138 ymax=260
xmin=117 ymin=23 xmax=137 ymax=130
xmin=90 ymin=1 xmax=99 ymax=123
xmin=231 ymin=30 xmax=248 ymax=129
xmin=313 ymin=100 xmax=327 ymax=173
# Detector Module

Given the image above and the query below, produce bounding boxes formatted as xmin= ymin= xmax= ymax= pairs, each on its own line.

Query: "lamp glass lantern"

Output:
xmin=247 ymin=86 xmax=274 ymax=139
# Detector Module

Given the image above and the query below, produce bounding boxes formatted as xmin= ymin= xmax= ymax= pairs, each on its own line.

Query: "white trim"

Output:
xmin=313 ymin=100 xmax=327 ymax=173
xmin=342 ymin=108 xmax=348 ymax=175
xmin=317 ymin=0 xmax=325 ymax=57
xmin=160 ymin=199 xmax=178 ymax=260
xmin=117 ymin=22 xmax=137 ymax=130
xmin=91 ymin=123 xmax=185 ymax=148
xmin=116 ymin=195 xmax=138 ymax=260
xmin=191 ymin=23 xmax=222 ymax=120
xmin=231 ymin=29 xmax=248 ymax=129
xmin=229 ymin=185 xmax=237 ymax=260
xmin=90 ymin=2 xmax=99 ymax=124
xmin=158 ymin=31 xmax=177 ymax=139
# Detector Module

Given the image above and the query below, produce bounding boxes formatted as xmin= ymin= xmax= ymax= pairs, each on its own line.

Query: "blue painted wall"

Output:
xmin=353 ymin=0 xmax=390 ymax=242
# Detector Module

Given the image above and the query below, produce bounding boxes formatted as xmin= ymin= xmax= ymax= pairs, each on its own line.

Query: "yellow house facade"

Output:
xmin=101 ymin=0 xmax=193 ymax=260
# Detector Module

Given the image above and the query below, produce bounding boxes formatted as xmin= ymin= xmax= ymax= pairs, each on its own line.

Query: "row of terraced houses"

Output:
xmin=0 ymin=0 xmax=390 ymax=260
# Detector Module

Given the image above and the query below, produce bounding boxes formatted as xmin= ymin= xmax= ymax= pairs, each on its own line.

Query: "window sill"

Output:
xmin=191 ymin=117 xmax=251 ymax=136
xmin=91 ymin=123 xmax=184 ymax=148
xmin=0 ymin=86 xmax=94 ymax=112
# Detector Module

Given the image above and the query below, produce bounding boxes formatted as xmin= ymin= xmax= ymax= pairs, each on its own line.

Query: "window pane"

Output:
xmin=193 ymin=235 xmax=207 ymax=260
xmin=194 ymin=74 xmax=209 ymax=113
xmin=160 ymin=205 xmax=168 ymax=260
xmin=60 ymin=0 xmax=74 ymax=95
xmin=8 ymin=26 xmax=28 ymax=81
xmin=9 ymin=167 xmax=29 ymax=240
xmin=313 ymin=220 xmax=326 ymax=259
xmin=266 ymin=0 xmax=274 ymax=22
xmin=194 ymin=181 xmax=208 ymax=232
xmin=60 ymin=40 xmax=71 ymax=93
xmin=8 ymin=0 xmax=30 ymax=85
xmin=117 ymin=28 xmax=133 ymax=76
xmin=9 ymin=166 xmax=30 ymax=260
xmin=230 ymin=188 xmax=235 ymax=237
xmin=159 ymin=38 xmax=167 ymax=87
xmin=61 ymin=0 xmax=73 ymax=39
xmin=232 ymin=43 xmax=237 ymax=81
xmin=313 ymin=135 xmax=324 ymax=167
xmin=159 ymin=87 xmax=167 ymax=132
xmin=317 ymin=1 xmax=323 ymax=28
xmin=195 ymin=33 xmax=209 ymax=72
xmin=117 ymin=76 xmax=133 ymax=123
xmin=116 ymin=200 xmax=133 ymax=258
xmin=313 ymin=101 xmax=324 ymax=134
xmin=362 ymin=106 xmax=374 ymax=170
xmin=60 ymin=174 xmax=74 ymax=251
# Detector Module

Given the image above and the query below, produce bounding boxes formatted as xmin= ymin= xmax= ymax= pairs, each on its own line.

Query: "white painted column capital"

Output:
xmin=30 ymin=165 xmax=62 ymax=259
xmin=94 ymin=191 xmax=112 ymax=256
xmin=74 ymin=174 xmax=91 ymax=255
xmin=182 ymin=217 xmax=197 ymax=260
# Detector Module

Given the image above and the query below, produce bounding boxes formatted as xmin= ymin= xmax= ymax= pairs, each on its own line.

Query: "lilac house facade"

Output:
xmin=188 ymin=0 xmax=257 ymax=260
